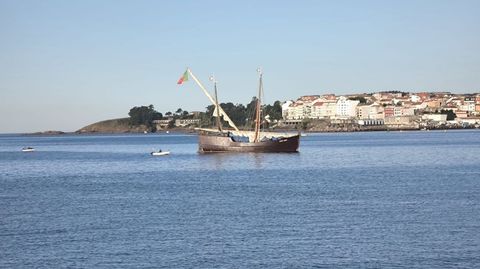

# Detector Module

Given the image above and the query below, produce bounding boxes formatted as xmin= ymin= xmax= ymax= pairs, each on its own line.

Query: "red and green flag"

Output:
xmin=177 ymin=70 xmax=189 ymax=85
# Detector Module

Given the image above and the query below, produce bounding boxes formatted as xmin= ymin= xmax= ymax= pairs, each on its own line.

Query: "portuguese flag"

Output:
xmin=177 ymin=70 xmax=189 ymax=84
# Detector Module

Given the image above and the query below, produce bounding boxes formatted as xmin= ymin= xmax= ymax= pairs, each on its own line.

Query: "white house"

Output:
xmin=311 ymin=99 xmax=337 ymax=119
xmin=422 ymin=114 xmax=447 ymax=123
xmin=281 ymin=100 xmax=293 ymax=119
xmin=356 ymin=102 xmax=383 ymax=119
xmin=336 ymin=96 xmax=359 ymax=118
xmin=283 ymin=101 xmax=305 ymax=120
xmin=410 ymin=94 xmax=421 ymax=103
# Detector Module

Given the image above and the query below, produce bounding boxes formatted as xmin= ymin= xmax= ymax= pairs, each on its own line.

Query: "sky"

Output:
xmin=1 ymin=0 xmax=479 ymax=133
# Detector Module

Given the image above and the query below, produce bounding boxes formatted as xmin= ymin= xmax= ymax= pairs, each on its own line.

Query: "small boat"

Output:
xmin=151 ymin=150 xmax=170 ymax=156
xmin=21 ymin=147 xmax=35 ymax=152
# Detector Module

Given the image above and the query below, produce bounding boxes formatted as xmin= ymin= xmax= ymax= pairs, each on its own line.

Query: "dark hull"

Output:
xmin=198 ymin=134 xmax=300 ymax=153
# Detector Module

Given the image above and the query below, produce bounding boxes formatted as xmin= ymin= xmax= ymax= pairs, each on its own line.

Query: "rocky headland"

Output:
xmin=76 ymin=118 xmax=150 ymax=134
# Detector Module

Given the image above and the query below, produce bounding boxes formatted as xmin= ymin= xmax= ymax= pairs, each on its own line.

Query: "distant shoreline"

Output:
xmin=18 ymin=125 xmax=479 ymax=136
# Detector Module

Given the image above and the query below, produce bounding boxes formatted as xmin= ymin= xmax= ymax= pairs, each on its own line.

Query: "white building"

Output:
xmin=284 ymin=95 xmax=360 ymax=120
xmin=356 ymin=102 xmax=384 ymax=119
xmin=422 ymin=114 xmax=447 ymax=123
xmin=281 ymin=100 xmax=293 ymax=119
xmin=410 ymin=94 xmax=422 ymax=103
xmin=460 ymin=100 xmax=476 ymax=112
xmin=282 ymin=101 xmax=305 ymax=120
xmin=336 ymin=96 xmax=359 ymax=118
xmin=311 ymin=100 xmax=337 ymax=119
xmin=400 ymin=107 xmax=416 ymax=116
xmin=175 ymin=119 xmax=200 ymax=127
xmin=283 ymin=96 xmax=334 ymax=120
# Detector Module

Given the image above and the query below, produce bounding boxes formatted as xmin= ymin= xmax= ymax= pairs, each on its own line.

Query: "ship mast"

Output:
xmin=253 ymin=69 xmax=263 ymax=143
xmin=187 ymin=68 xmax=239 ymax=131
xmin=211 ymin=76 xmax=223 ymax=132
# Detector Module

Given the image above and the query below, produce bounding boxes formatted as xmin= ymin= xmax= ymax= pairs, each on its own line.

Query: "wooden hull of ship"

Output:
xmin=198 ymin=134 xmax=300 ymax=153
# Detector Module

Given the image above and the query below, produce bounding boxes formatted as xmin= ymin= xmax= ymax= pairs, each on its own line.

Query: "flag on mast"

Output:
xmin=177 ymin=70 xmax=189 ymax=84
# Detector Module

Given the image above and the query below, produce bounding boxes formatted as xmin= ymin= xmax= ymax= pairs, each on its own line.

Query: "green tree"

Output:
xmin=440 ymin=109 xmax=456 ymax=121
xmin=128 ymin=105 xmax=163 ymax=127
xmin=199 ymin=110 xmax=214 ymax=127
xmin=206 ymin=105 xmax=215 ymax=117
xmin=245 ymin=97 xmax=258 ymax=128
xmin=220 ymin=102 xmax=246 ymax=127
xmin=200 ymin=99 xmax=285 ymax=129
xmin=349 ymin=97 xmax=367 ymax=104
xmin=263 ymin=100 xmax=282 ymax=121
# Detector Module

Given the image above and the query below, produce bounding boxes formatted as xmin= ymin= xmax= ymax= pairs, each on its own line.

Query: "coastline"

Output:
xmin=19 ymin=125 xmax=479 ymax=136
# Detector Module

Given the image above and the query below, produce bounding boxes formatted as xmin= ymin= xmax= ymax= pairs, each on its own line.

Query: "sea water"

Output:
xmin=1 ymin=130 xmax=480 ymax=268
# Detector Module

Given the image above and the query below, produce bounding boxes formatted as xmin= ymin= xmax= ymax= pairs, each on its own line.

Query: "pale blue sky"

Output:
xmin=1 ymin=0 xmax=479 ymax=133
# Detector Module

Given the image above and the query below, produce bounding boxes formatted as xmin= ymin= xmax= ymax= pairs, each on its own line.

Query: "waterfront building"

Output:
xmin=384 ymin=106 xmax=394 ymax=118
xmin=455 ymin=111 xmax=468 ymax=119
xmin=457 ymin=117 xmax=480 ymax=125
xmin=311 ymin=101 xmax=324 ymax=118
xmin=416 ymin=92 xmax=430 ymax=101
xmin=446 ymin=96 xmax=463 ymax=106
xmin=153 ymin=119 xmax=173 ymax=129
xmin=356 ymin=102 xmax=384 ymax=120
xmin=393 ymin=106 xmax=402 ymax=117
xmin=442 ymin=103 xmax=459 ymax=113
xmin=461 ymin=97 xmax=476 ymax=113
xmin=411 ymin=101 xmax=428 ymax=111
xmin=175 ymin=119 xmax=200 ymax=127
xmin=298 ymin=95 xmax=321 ymax=102
xmin=321 ymin=94 xmax=337 ymax=101
xmin=384 ymin=116 xmax=419 ymax=128
xmin=281 ymin=100 xmax=294 ymax=119
xmin=422 ymin=114 xmax=448 ymax=123
xmin=392 ymin=96 xmax=410 ymax=105
xmin=311 ymin=99 xmax=337 ymax=119
xmin=426 ymin=99 xmax=443 ymax=110
xmin=377 ymin=98 xmax=394 ymax=106
xmin=400 ymin=106 xmax=415 ymax=116
xmin=474 ymin=95 xmax=480 ymax=114
xmin=410 ymin=94 xmax=422 ymax=103
xmin=358 ymin=119 xmax=384 ymax=126
xmin=282 ymin=91 xmax=477 ymax=123
xmin=283 ymin=95 xmax=336 ymax=120
xmin=335 ymin=96 xmax=359 ymax=118
xmin=283 ymin=101 xmax=305 ymax=120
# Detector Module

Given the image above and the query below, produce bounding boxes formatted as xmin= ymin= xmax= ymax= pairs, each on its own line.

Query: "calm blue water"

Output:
xmin=1 ymin=130 xmax=480 ymax=268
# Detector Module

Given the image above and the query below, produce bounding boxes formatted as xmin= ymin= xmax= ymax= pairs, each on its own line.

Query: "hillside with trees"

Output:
xmin=77 ymin=105 xmax=163 ymax=133
xmin=76 ymin=118 xmax=149 ymax=133
xmin=77 ymin=100 xmax=284 ymax=133
xmin=128 ymin=105 xmax=163 ymax=127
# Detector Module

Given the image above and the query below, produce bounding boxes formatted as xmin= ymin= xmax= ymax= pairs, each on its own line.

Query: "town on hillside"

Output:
xmin=279 ymin=92 xmax=480 ymax=131
xmin=155 ymin=92 xmax=480 ymax=132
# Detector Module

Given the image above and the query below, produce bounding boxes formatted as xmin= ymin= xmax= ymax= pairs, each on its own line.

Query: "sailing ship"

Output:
xmin=178 ymin=68 xmax=300 ymax=153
